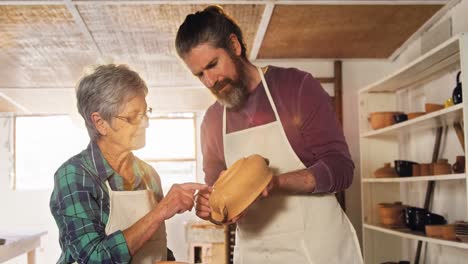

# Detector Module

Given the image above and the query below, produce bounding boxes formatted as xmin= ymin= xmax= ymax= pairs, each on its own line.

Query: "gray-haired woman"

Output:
xmin=50 ymin=64 xmax=206 ymax=264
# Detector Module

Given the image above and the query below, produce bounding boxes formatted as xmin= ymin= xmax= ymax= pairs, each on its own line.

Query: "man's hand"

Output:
xmin=157 ymin=183 xmax=208 ymax=220
xmin=261 ymin=176 xmax=278 ymax=198
xmin=195 ymin=188 xmax=213 ymax=220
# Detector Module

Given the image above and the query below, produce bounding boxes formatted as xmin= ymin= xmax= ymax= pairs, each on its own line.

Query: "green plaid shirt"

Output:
xmin=50 ymin=141 xmax=163 ymax=264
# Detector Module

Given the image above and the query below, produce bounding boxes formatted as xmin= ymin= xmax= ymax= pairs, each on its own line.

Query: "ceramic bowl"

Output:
xmin=369 ymin=112 xmax=402 ymax=130
xmin=407 ymin=112 xmax=426 ymax=120
xmin=378 ymin=202 xmax=406 ymax=227
xmin=394 ymin=160 xmax=418 ymax=177
xmin=425 ymin=225 xmax=444 ymax=238
xmin=393 ymin=113 xmax=408 ymax=123
xmin=405 ymin=207 xmax=446 ymax=231
xmin=209 ymin=154 xmax=272 ymax=223
xmin=425 ymin=103 xmax=444 ymax=113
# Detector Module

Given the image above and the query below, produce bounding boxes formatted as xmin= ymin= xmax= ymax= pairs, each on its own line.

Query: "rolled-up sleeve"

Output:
xmin=296 ymin=73 xmax=354 ymax=193
xmin=200 ymin=106 xmax=226 ymax=186
xmin=50 ymin=164 xmax=131 ymax=264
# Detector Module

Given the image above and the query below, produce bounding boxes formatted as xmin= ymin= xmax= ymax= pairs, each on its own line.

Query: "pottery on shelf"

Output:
xmin=412 ymin=164 xmax=421 ymax=177
xmin=209 ymin=154 xmax=272 ymax=223
xmin=419 ymin=163 xmax=432 ymax=176
xmin=374 ymin=163 xmax=398 ymax=178
xmin=453 ymin=71 xmax=463 ymax=105
xmin=425 ymin=103 xmax=444 ymax=113
xmin=378 ymin=202 xmax=406 ymax=227
xmin=407 ymin=112 xmax=426 ymax=120
xmin=433 ymin=159 xmax=452 ymax=175
xmin=368 ymin=112 xmax=403 ymax=130
xmin=452 ymin=156 xmax=465 ymax=173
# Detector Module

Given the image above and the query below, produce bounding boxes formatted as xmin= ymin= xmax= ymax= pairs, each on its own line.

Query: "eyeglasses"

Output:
xmin=115 ymin=107 xmax=152 ymax=125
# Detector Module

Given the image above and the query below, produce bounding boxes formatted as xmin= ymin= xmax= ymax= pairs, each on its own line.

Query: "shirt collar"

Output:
xmin=86 ymin=141 xmax=115 ymax=181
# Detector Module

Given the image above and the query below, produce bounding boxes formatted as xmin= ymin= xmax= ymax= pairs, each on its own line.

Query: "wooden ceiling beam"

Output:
xmin=249 ymin=2 xmax=274 ymax=61
xmin=63 ymin=0 xmax=102 ymax=58
xmin=0 ymin=1 xmax=450 ymax=6
xmin=0 ymin=92 xmax=31 ymax=114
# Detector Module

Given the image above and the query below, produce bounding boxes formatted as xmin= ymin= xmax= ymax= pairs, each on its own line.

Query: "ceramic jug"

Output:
xmin=453 ymin=71 xmax=463 ymax=104
xmin=453 ymin=156 xmax=465 ymax=173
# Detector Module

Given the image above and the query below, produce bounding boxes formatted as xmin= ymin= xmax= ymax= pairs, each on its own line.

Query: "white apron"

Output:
xmin=223 ymin=67 xmax=363 ymax=264
xmin=104 ymin=180 xmax=167 ymax=264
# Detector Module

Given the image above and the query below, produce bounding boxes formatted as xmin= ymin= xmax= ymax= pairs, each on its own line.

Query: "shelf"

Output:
xmin=361 ymin=104 xmax=463 ymax=138
xmin=363 ymin=174 xmax=466 ymax=183
xmin=359 ymin=34 xmax=463 ymax=94
xmin=364 ymin=223 xmax=468 ymax=249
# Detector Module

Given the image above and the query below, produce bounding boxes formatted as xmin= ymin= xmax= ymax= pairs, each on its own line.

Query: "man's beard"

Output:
xmin=210 ymin=57 xmax=248 ymax=111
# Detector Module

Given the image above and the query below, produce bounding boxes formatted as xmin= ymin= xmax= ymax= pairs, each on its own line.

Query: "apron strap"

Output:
xmin=257 ymin=67 xmax=281 ymax=122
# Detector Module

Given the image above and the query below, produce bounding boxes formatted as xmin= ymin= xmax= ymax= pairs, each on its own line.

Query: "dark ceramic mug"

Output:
xmin=394 ymin=160 xmax=418 ymax=177
xmin=393 ymin=114 xmax=408 ymax=123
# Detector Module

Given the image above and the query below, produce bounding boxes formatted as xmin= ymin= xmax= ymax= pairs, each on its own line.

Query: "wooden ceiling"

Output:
xmin=0 ymin=0 xmax=448 ymax=113
xmin=259 ymin=4 xmax=443 ymax=58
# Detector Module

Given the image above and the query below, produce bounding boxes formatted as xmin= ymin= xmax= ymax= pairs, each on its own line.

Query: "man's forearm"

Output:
xmin=276 ymin=169 xmax=316 ymax=193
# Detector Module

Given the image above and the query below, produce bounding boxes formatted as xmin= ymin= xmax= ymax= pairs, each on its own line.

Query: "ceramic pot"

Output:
xmin=441 ymin=224 xmax=457 ymax=240
xmin=419 ymin=163 xmax=432 ymax=176
xmin=425 ymin=103 xmax=444 ymax=113
xmin=368 ymin=112 xmax=402 ymax=130
xmin=378 ymin=202 xmax=406 ymax=227
xmin=452 ymin=156 xmax=465 ymax=173
xmin=412 ymin=164 xmax=421 ymax=177
xmin=453 ymin=71 xmax=463 ymax=104
xmin=433 ymin=159 xmax=452 ymax=175
xmin=209 ymin=154 xmax=272 ymax=223
xmin=425 ymin=225 xmax=444 ymax=238
xmin=394 ymin=160 xmax=418 ymax=177
xmin=407 ymin=112 xmax=426 ymax=120
xmin=393 ymin=114 xmax=408 ymax=123
xmin=374 ymin=163 xmax=398 ymax=178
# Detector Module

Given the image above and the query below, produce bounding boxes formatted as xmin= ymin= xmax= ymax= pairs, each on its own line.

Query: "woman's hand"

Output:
xmin=157 ymin=183 xmax=208 ymax=220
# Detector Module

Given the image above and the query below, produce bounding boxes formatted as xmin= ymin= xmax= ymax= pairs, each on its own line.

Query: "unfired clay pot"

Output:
xmin=209 ymin=154 xmax=272 ymax=223
xmin=378 ymin=202 xmax=406 ymax=227
xmin=374 ymin=163 xmax=398 ymax=178
xmin=433 ymin=159 xmax=452 ymax=175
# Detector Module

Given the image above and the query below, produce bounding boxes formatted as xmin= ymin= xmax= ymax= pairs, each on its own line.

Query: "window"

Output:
xmin=15 ymin=115 xmax=89 ymax=190
xmin=135 ymin=116 xmax=197 ymax=193
xmin=14 ymin=114 xmax=197 ymax=191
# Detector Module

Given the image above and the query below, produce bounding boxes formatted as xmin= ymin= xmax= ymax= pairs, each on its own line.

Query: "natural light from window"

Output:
xmin=15 ymin=115 xmax=197 ymax=191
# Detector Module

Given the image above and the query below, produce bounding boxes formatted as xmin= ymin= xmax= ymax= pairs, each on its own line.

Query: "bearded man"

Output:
xmin=175 ymin=5 xmax=363 ymax=264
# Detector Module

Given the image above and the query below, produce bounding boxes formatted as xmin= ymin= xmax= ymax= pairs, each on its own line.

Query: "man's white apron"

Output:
xmin=223 ymin=67 xmax=363 ymax=264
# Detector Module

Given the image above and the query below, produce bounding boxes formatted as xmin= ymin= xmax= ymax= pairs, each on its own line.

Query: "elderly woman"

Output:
xmin=50 ymin=64 xmax=206 ymax=264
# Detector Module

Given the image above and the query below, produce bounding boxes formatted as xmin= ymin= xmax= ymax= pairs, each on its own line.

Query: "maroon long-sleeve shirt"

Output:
xmin=200 ymin=66 xmax=354 ymax=193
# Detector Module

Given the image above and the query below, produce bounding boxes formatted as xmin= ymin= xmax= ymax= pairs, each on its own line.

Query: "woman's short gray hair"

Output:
xmin=76 ymin=64 xmax=148 ymax=141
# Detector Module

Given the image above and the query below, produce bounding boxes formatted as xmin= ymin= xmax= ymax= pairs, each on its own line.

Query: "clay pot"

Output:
xmin=425 ymin=103 xmax=444 ymax=113
xmin=452 ymin=156 xmax=465 ymax=173
xmin=374 ymin=163 xmax=398 ymax=178
xmin=209 ymin=154 xmax=272 ymax=223
xmin=433 ymin=159 xmax=452 ymax=175
xmin=412 ymin=164 xmax=421 ymax=177
xmin=378 ymin=202 xmax=406 ymax=227
xmin=419 ymin=163 xmax=432 ymax=176
xmin=441 ymin=224 xmax=457 ymax=240
xmin=407 ymin=112 xmax=426 ymax=120
xmin=369 ymin=112 xmax=402 ymax=130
